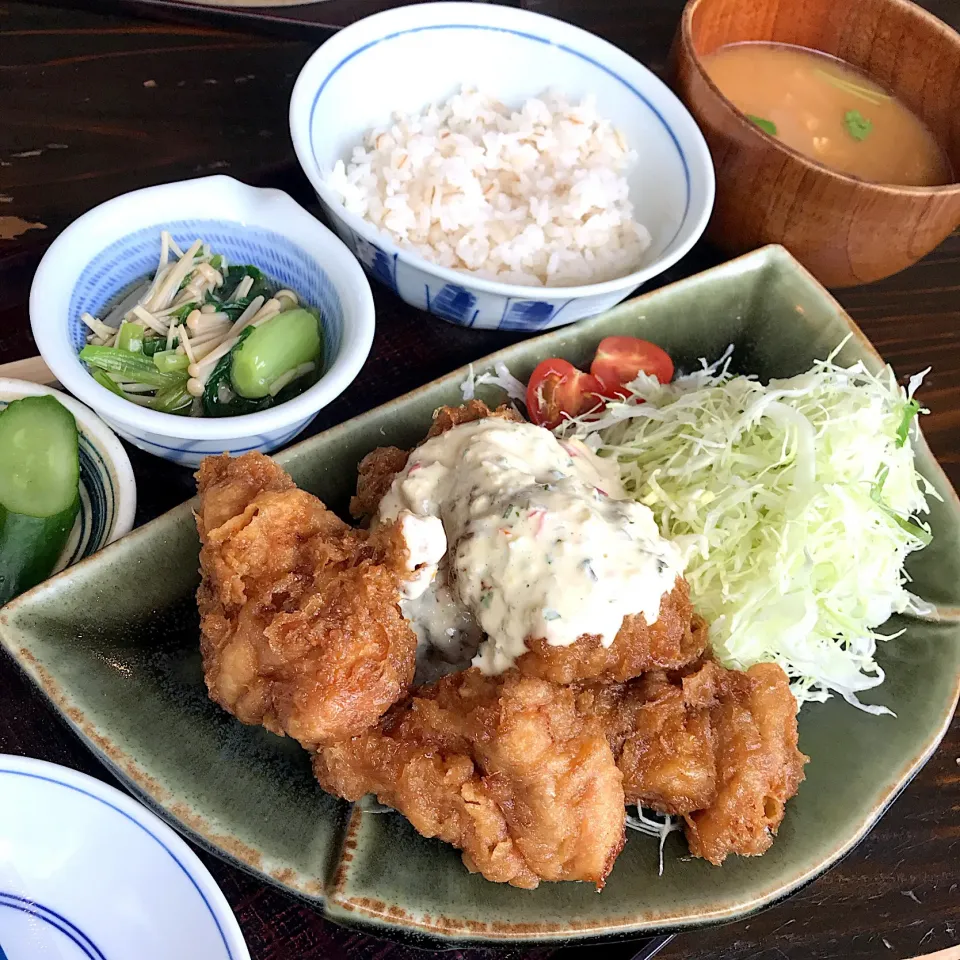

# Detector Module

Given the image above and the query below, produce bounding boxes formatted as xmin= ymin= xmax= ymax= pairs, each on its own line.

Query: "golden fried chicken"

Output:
xmin=198 ymin=436 xmax=806 ymax=885
xmin=426 ymin=398 xmax=525 ymax=436
xmin=516 ymin=582 xmax=709 ymax=684
xmin=351 ymin=445 xmax=409 ymax=524
xmin=684 ymin=662 xmax=808 ymax=865
xmin=581 ymin=659 xmax=808 ymax=865
xmin=314 ymin=667 xmax=625 ymax=889
xmin=196 ymin=452 xmax=419 ymax=747
xmin=578 ymin=661 xmax=720 ymax=814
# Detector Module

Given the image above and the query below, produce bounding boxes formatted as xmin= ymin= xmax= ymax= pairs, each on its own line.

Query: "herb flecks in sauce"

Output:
xmin=378 ymin=418 xmax=684 ymax=676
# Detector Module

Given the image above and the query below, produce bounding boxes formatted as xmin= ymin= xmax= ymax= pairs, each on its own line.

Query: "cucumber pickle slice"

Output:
xmin=0 ymin=498 xmax=79 ymax=605
xmin=0 ymin=394 xmax=81 ymax=604
xmin=0 ymin=395 xmax=80 ymax=517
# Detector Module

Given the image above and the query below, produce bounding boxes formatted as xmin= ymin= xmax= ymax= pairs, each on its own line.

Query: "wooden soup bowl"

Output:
xmin=672 ymin=0 xmax=960 ymax=287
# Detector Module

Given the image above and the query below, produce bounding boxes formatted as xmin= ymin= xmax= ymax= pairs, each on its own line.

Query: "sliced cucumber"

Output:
xmin=0 ymin=395 xmax=80 ymax=517
xmin=230 ymin=308 xmax=322 ymax=400
xmin=0 ymin=497 xmax=79 ymax=605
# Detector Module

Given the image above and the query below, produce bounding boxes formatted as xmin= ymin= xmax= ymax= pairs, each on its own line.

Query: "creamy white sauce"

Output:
xmin=396 ymin=512 xmax=446 ymax=599
xmin=379 ymin=418 xmax=683 ymax=675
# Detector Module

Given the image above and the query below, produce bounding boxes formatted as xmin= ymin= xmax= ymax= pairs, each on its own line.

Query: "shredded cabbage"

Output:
xmin=564 ymin=344 xmax=937 ymax=714
xmin=625 ymin=807 xmax=681 ymax=875
xmin=461 ymin=361 xmax=527 ymax=404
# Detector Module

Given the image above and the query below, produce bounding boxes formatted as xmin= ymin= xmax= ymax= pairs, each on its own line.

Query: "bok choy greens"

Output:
xmin=79 ymin=231 xmax=322 ymax=417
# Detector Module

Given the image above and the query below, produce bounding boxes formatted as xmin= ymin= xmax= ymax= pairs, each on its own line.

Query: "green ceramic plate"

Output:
xmin=2 ymin=246 xmax=958 ymax=947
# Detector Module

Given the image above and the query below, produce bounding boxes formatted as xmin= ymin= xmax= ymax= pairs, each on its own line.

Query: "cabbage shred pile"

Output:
xmin=564 ymin=347 xmax=936 ymax=714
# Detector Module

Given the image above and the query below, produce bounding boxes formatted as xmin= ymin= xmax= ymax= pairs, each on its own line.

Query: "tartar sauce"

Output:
xmin=379 ymin=418 xmax=683 ymax=675
xmin=396 ymin=513 xmax=446 ymax=600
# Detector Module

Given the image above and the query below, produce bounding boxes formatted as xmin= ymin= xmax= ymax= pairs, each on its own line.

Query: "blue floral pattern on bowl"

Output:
xmin=500 ymin=299 xmax=557 ymax=331
xmin=428 ymin=284 xmax=478 ymax=325
xmin=350 ymin=234 xmax=399 ymax=293
xmin=325 ymin=207 xmax=637 ymax=332
xmin=324 ymin=208 xmax=659 ymax=332
xmin=105 ymin=418 xmax=316 ymax=469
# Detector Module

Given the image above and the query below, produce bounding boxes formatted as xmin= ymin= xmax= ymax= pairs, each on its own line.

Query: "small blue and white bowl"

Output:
xmin=0 ymin=755 xmax=250 ymax=960
xmin=0 ymin=379 xmax=136 ymax=575
xmin=30 ymin=176 xmax=375 ymax=467
xmin=290 ymin=1 xmax=715 ymax=332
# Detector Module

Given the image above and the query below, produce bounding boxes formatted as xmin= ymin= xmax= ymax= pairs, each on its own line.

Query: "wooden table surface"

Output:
xmin=2 ymin=1 xmax=959 ymax=958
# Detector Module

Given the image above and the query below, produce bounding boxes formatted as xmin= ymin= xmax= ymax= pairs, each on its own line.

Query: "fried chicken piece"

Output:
xmin=315 ymin=668 xmax=625 ymax=889
xmin=351 ymin=445 xmax=409 ymax=524
xmin=196 ymin=447 xmax=294 ymax=536
xmin=684 ymin=662 xmax=808 ymax=865
xmin=196 ymin=452 xmax=418 ymax=747
xmin=349 ymin=401 xmax=522 ymax=522
xmin=517 ymin=580 xmax=709 ymax=684
xmin=582 ymin=659 xmax=807 ymax=864
xmin=578 ymin=661 xmax=721 ymax=813
xmin=426 ymin=398 xmax=524 ymax=437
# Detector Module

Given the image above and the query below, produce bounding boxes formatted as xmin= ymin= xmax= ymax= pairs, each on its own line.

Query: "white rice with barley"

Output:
xmin=325 ymin=88 xmax=650 ymax=287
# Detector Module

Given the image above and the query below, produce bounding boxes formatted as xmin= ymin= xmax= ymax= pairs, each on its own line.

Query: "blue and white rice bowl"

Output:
xmin=290 ymin=2 xmax=715 ymax=331
xmin=0 ymin=379 xmax=136 ymax=573
xmin=30 ymin=176 xmax=375 ymax=467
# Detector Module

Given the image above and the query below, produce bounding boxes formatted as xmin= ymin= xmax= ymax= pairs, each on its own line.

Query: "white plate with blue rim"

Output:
xmin=0 ymin=755 xmax=250 ymax=960
xmin=0 ymin=379 xmax=136 ymax=581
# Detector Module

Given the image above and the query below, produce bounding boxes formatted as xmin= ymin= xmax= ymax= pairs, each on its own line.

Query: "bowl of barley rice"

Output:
xmin=290 ymin=1 xmax=715 ymax=331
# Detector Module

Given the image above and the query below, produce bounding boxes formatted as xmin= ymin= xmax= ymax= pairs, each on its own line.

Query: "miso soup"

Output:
xmin=702 ymin=42 xmax=953 ymax=187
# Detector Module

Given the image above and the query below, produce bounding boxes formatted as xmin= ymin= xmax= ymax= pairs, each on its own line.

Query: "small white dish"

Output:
xmin=0 ymin=755 xmax=250 ymax=960
xmin=30 ymin=175 xmax=375 ymax=467
xmin=0 ymin=379 xmax=136 ymax=575
xmin=290 ymin=1 xmax=715 ymax=331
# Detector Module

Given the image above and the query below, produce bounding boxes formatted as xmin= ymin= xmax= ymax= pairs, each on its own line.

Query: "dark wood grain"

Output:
xmin=1 ymin=2 xmax=958 ymax=959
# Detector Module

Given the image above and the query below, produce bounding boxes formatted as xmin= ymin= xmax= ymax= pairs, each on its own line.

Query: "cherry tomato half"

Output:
xmin=589 ymin=337 xmax=674 ymax=398
xmin=526 ymin=358 xmax=605 ymax=430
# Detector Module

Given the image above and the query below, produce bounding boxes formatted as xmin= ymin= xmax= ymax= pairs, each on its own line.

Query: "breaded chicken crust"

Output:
xmin=580 ymin=659 xmax=808 ymax=864
xmin=196 ymin=453 xmax=417 ymax=747
xmin=683 ymin=662 xmax=808 ymax=864
xmin=350 ymin=445 xmax=409 ymax=524
xmin=314 ymin=667 xmax=626 ymax=889
xmin=517 ymin=580 xmax=709 ymax=683
xmin=578 ymin=662 xmax=719 ymax=814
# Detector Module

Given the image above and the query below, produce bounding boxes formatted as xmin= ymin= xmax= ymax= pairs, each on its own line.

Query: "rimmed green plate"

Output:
xmin=1 ymin=245 xmax=958 ymax=946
